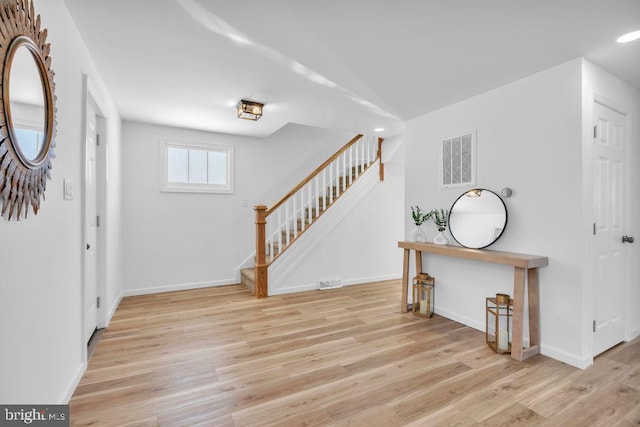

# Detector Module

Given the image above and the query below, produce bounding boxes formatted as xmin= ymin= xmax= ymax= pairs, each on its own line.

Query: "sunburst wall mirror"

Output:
xmin=0 ymin=0 xmax=56 ymax=220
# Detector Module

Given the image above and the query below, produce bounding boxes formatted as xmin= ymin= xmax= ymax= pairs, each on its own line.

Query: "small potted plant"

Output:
xmin=410 ymin=206 xmax=430 ymax=242
xmin=430 ymin=208 xmax=449 ymax=245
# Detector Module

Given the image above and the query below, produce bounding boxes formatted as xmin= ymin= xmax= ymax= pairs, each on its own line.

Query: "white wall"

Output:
xmin=405 ymin=59 xmax=587 ymax=367
xmin=120 ymin=121 xmax=355 ymax=294
xmin=0 ymin=0 xmax=122 ymax=403
xmin=581 ymin=60 xmax=640 ymax=356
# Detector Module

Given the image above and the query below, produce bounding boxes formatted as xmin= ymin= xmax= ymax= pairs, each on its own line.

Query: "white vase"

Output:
xmin=409 ymin=226 xmax=427 ymax=242
xmin=433 ymin=231 xmax=449 ymax=245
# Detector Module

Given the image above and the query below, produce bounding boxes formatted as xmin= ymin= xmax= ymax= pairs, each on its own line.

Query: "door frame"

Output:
xmin=584 ymin=91 xmax=632 ymax=360
xmin=81 ymin=74 xmax=109 ymax=363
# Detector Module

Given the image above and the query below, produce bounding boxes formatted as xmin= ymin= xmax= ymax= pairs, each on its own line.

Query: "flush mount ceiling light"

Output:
xmin=374 ymin=128 xmax=384 ymax=132
xmin=236 ymin=99 xmax=263 ymax=121
xmin=617 ymin=30 xmax=640 ymax=43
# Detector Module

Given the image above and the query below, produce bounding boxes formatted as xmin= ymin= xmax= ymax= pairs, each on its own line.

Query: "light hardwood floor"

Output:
xmin=70 ymin=280 xmax=640 ymax=426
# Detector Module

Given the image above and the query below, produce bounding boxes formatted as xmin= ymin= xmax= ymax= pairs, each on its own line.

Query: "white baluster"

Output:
xmin=360 ymin=138 xmax=365 ymax=174
xmin=307 ymin=181 xmax=313 ymax=225
xmin=331 ymin=158 xmax=342 ymax=197
xmin=372 ymin=136 xmax=376 ymax=163
xmin=373 ymin=136 xmax=377 ymax=162
xmin=322 ymin=169 xmax=327 ymax=210
xmin=292 ymin=194 xmax=297 ymax=239
xmin=332 ymin=160 xmax=336 ymax=200
xmin=313 ymin=176 xmax=318 ymax=221
xmin=295 ymin=187 xmax=305 ymax=233
xmin=342 ymin=152 xmax=346 ymax=191
xmin=366 ymin=136 xmax=371 ymax=167
xmin=266 ymin=217 xmax=271 ymax=261
xmin=349 ymin=145 xmax=353 ymax=185
xmin=335 ymin=160 xmax=339 ymax=198
xmin=326 ymin=163 xmax=332 ymax=204
xmin=285 ymin=200 xmax=290 ymax=247
xmin=313 ymin=175 xmax=320 ymax=218
xmin=356 ymin=138 xmax=364 ymax=177
xmin=354 ymin=140 xmax=359 ymax=178
xmin=277 ymin=208 xmax=282 ymax=256
xmin=364 ymin=136 xmax=368 ymax=167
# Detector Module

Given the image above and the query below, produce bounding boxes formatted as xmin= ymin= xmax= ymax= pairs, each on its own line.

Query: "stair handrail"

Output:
xmin=266 ymin=134 xmax=363 ymax=216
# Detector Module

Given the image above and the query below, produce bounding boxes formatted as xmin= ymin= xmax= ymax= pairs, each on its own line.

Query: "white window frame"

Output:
xmin=439 ymin=129 xmax=476 ymax=189
xmin=160 ymin=139 xmax=234 ymax=194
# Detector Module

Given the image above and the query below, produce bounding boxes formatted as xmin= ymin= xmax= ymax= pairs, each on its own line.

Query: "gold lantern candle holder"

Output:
xmin=412 ymin=273 xmax=434 ymax=318
xmin=486 ymin=293 xmax=513 ymax=354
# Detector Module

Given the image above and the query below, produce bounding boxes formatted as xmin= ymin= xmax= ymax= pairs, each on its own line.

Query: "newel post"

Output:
xmin=254 ymin=205 xmax=268 ymax=298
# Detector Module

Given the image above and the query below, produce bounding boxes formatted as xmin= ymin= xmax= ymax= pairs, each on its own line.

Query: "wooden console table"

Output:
xmin=398 ymin=241 xmax=548 ymax=362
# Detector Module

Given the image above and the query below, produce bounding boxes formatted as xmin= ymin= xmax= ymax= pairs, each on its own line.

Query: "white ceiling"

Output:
xmin=63 ymin=0 xmax=640 ymax=138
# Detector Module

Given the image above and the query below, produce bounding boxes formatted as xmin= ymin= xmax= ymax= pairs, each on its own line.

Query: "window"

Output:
xmin=440 ymin=130 xmax=476 ymax=188
xmin=161 ymin=139 xmax=233 ymax=193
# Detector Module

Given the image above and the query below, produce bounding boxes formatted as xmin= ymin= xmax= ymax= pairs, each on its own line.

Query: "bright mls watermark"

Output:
xmin=0 ymin=405 xmax=68 ymax=426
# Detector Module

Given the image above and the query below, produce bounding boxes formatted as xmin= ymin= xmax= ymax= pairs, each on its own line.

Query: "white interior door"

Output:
xmin=592 ymin=101 xmax=628 ymax=356
xmin=84 ymin=102 xmax=98 ymax=343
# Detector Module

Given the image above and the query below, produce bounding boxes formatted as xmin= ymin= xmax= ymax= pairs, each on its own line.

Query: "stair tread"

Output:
xmin=241 ymin=267 xmax=255 ymax=281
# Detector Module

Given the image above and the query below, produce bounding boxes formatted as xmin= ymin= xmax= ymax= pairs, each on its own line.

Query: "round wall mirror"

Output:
xmin=5 ymin=37 xmax=49 ymax=166
xmin=448 ymin=189 xmax=507 ymax=249
xmin=0 ymin=1 xmax=56 ymax=221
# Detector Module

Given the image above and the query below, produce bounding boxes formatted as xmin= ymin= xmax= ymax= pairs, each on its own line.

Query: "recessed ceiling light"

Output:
xmin=374 ymin=128 xmax=384 ymax=132
xmin=617 ymin=30 xmax=640 ymax=43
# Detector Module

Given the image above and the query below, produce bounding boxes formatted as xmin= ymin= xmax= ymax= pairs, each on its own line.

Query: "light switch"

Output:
xmin=64 ymin=179 xmax=74 ymax=200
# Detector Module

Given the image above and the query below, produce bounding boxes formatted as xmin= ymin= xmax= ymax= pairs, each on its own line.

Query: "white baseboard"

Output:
xmin=270 ymin=274 xmax=402 ymax=296
xmin=270 ymin=283 xmax=318 ymax=295
xmin=342 ymin=274 xmax=402 ymax=286
xmin=122 ymin=278 xmax=237 ymax=297
xmin=433 ymin=306 xmax=589 ymax=369
xmin=540 ymin=344 xmax=592 ymax=369
xmin=101 ymin=291 xmax=123 ymax=329
xmin=60 ymin=362 xmax=85 ymax=403
xmin=434 ymin=305 xmax=486 ymax=333
xmin=630 ymin=326 xmax=640 ymax=341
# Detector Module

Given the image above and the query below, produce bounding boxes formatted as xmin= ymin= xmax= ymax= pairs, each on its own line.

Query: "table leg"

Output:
xmin=415 ymin=250 xmax=423 ymax=275
xmin=527 ymin=268 xmax=540 ymax=349
xmin=511 ymin=267 xmax=526 ymax=361
xmin=401 ymin=248 xmax=410 ymax=312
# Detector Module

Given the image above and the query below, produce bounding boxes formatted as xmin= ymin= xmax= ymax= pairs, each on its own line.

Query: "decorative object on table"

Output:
xmin=0 ymin=0 xmax=57 ymax=220
xmin=409 ymin=205 xmax=429 ymax=242
xmin=449 ymin=189 xmax=507 ymax=249
xmin=412 ymin=273 xmax=434 ymax=318
xmin=430 ymin=208 xmax=449 ymax=245
xmin=486 ymin=293 xmax=513 ymax=354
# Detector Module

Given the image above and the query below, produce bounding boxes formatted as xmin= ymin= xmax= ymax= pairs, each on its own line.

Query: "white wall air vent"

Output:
xmin=318 ymin=278 xmax=342 ymax=290
xmin=441 ymin=130 xmax=476 ymax=188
